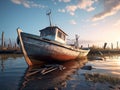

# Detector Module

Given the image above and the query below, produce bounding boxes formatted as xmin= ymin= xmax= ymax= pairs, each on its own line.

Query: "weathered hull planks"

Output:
xmin=17 ymin=29 xmax=90 ymax=66
xmin=22 ymin=35 xmax=79 ymax=61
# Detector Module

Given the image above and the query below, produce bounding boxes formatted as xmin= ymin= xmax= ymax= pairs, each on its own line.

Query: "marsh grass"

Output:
xmin=85 ymin=73 xmax=120 ymax=85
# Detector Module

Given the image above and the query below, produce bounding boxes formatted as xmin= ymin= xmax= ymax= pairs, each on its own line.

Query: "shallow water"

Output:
xmin=0 ymin=54 xmax=120 ymax=90
xmin=87 ymin=55 xmax=120 ymax=77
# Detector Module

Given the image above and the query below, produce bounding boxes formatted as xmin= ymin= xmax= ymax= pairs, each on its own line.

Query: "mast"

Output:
xmin=46 ymin=9 xmax=52 ymax=27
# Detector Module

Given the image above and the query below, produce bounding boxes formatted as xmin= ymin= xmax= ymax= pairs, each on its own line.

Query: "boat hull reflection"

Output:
xmin=19 ymin=58 xmax=87 ymax=90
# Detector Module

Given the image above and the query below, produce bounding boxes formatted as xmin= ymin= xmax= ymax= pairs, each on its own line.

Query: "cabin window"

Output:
xmin=41 ymin=29 xmax=55 ymax=37
xmin=57 ymin=30 xmax=65 ymax=40
xmin=58 ymin=31 xmax=62 ymax=38
xmin=62 ymin=34 xmax=65 ymax=40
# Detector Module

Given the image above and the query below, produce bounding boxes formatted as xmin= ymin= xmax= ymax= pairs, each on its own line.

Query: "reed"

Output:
xmin=84 ymin=73 xmax=120 ymax=85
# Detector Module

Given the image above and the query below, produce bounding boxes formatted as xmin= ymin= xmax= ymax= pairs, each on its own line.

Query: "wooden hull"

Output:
xmin=17 ymin=29 xmax=90 ymax=66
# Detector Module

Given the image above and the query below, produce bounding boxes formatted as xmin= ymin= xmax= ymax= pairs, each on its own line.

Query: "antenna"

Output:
xmin=46 ymin=9 xmax=52 ymax=27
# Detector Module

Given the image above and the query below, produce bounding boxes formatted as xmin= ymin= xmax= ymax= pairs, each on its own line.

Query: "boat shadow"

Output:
xmin=19 ymin=58 xmax=88 ymax=90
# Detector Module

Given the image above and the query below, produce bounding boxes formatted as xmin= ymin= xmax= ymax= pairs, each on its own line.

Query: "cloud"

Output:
xmin=114 ymin=20 xmax=120 ymax=26
xmin=70 ymin=20 xmax=77 ymax=25
xmin=65 ymin=0 xmax=96 ymax=16
xmin=52 ymin=0 xmax=57 ymax=5
xmin=58 ymin=9 xmax=65 ymax=13
xmin=92 ymin=0 xmax=120 ymax=21
xmin=77 ymin=0 xmax=95 ymax=11
xmin=66 ymin=5 xmax=77 ymax=15
xmin=91 ymin=23 xmax=98 ymax=26
xmin=59 ymin=0 xmax=71 ymax=3
xmin=86 ymin=7 xmax=95 ymax=12
xmin=11 ymin=0 xmax=47 ymax=8
xmin=11 ymin=0 xmax=21 ymax=4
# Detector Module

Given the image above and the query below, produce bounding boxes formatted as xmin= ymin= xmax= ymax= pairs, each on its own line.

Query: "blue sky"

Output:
xmin=0 ymin=0 xmax=120 ymax=47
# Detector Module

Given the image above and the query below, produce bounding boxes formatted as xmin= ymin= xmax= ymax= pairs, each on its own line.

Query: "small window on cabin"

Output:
xmin=63 ymin=34 xmax=65 ymax=40
xmin=58 ymin=31 xmax=62 ymax=38
xmin=41 ymin=29 xmax=55 ymax=37
xmin=41 ymin=31 xmax=47 ymax=37
xmin=58 ymin=30 xmax=66 ymax=41
xmin=50 ymin=29 xmax=55 ymax=35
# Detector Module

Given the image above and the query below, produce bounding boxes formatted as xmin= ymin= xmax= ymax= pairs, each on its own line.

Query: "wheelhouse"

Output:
xmin=39 ymin=26 xmax=67 ymax=44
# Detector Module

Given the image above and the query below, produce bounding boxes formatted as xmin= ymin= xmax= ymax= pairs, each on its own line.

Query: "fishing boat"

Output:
xmin=17 ymin=11 xmax=90 ymax=66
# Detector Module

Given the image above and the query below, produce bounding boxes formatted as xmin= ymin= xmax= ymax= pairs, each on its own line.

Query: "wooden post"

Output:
xmin=14 ymin=43 xmax=17 ymax=49
xmin=111 ymin=43 xmax=113 ymax=50
xmin=88 ymin=44 xmax=89 ymax=48
xmin=1 ymin=32 xmax=4 ymax=48
xmin=9 ymin=38 xmax=12 ymax=48
xmin=75 ymin=34 xmax=79 ymax=49
xmin=117 ymin=41 xmax=119 ymax=49
xmin=103 ymin=42 xmax=107 ymax=49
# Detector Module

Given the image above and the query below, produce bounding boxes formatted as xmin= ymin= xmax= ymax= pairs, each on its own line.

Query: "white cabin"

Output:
xmin=39 ymin=26 xmax=67 ymax=44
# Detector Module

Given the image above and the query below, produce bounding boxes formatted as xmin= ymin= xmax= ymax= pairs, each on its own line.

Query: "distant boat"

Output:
xmin=17 ymin=12 xmax=90 ymax=66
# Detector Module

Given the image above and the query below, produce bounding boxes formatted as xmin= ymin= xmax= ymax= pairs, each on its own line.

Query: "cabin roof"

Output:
xmin=39 ymin=26 xmax=68 ymax=36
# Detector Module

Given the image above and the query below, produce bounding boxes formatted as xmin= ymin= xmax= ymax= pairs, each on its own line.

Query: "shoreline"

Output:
xmin=88 ymin=48 xmax=120 ymax=55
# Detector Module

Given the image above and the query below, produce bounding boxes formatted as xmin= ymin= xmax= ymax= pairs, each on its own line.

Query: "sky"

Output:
xmin=0 ymin=0 xmax=120 ymax=47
